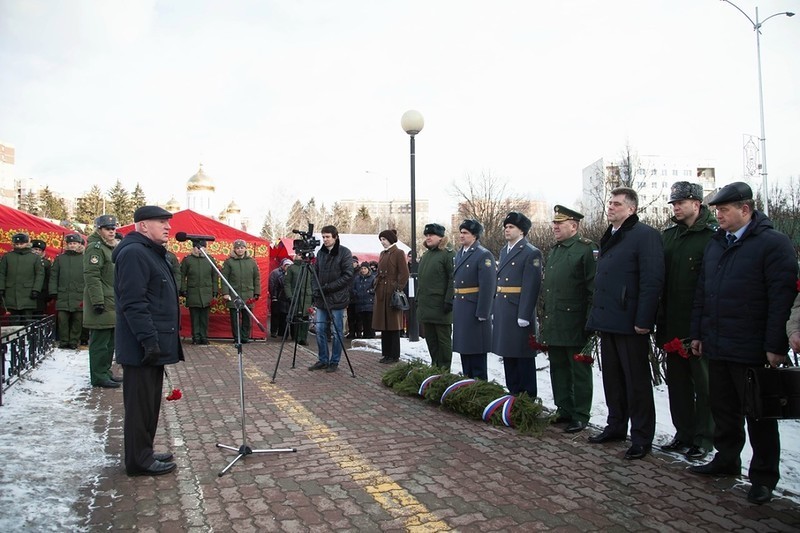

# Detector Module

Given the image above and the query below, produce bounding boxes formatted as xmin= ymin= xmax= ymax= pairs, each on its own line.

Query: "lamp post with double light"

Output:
xmin=401 ymin=110 xmax=424 ymax=342
xmin=721 ymin=0 xmax=794 ymax=216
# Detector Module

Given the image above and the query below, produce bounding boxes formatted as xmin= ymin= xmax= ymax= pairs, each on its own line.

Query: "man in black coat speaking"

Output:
xmin=586 ymin=187 xmax=664 ymax=461
xmin=113 ymin=206 xmax=184 ymax=476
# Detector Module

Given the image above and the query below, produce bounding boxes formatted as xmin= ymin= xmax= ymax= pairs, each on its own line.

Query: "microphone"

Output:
xmin=175 ymin=232 xmax=216 ymax=242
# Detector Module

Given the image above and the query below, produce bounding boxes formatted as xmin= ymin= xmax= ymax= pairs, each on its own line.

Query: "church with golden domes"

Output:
xmin=163 ymin=164 xmax=247 ymax=231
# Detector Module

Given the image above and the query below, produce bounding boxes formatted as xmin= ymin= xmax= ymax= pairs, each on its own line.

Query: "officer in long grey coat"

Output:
xmin=492 ymin=212 xmax=543 ymax=397
xmin=452 ymin=219 xmax=496 ymax=380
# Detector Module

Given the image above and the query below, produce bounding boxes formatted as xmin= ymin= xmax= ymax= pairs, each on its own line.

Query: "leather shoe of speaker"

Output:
xmin=587 ymin=429 xmax=626 ymax=444
xmin=95 ymin=379 xmax=120 ymax=389
xmin=153 ymin=452 xmax=174 ymax=462
xmin=128 ymin=460 xmax=176 ymax=476
xmin=684 ymin=446 xmax=709 ymax=460
xmin=624 ymin=444 xmax=651 ymax=460
xmin=747 ymin=484 xmax=773 ymax=505
xmin=564 ymin=421 xmax=587 ymax=433
xmin=688 ymin=461 xmax=741 ymax=477
xmin=661 ymin=437 xmax=690 ymax=452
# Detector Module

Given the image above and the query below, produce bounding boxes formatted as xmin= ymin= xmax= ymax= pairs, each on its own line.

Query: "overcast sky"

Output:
xmin=1 ymin=0 xmax=798 ymax=226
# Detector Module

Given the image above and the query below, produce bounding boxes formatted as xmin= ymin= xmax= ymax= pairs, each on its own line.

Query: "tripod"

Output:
xmin=271 ymin=255 xmax=355 ymax=382
xmin=191 ymin=243 xmax=296 ymax=476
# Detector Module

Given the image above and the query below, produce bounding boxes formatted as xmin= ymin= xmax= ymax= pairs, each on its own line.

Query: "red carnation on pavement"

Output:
xmin=166 ymin=388 xmax=182 ymax=401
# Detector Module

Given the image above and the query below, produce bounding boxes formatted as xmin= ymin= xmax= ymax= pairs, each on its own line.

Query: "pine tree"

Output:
xmin=286 ymin=200 xmax=306 ymax=232
xmin=75 ymin=185 xmax=107 ymax=225
xmin=330 ymin=202 xmax=352 ymax=232
xmin=38 ymin=186 xmax=68 ymax=220
xmin=18 ymin=190 xmax=40 ymax=215
xmin=131 ymin=183 xmax=147 ymax=211
xmin=108 ymin=180 xmax=133 ymax=224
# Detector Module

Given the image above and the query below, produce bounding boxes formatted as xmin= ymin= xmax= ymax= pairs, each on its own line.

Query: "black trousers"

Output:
xmin=229 ymin=307 xmax=252 ymax=341
xmin=709 ymin=359 xmax=780 ymax=489
xmin=503 ymin=357 xmax=537 ymax=397
xmin=380 ymin=330 xmax=400 ymax=359
xmin=460 ymin=353 xmax=488 ymax=381
xmin=599 ymin=332 xmax=655 ymax=446
xmin=122 ymin=364 xmax=164 ymax=474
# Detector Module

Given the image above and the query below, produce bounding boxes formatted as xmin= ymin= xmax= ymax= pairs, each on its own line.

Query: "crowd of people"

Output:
xmin=3 ymin=182 xmax=799 ymax=501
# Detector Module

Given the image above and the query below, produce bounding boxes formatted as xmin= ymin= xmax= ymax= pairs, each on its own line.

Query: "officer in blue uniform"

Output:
xmin=492 ymin=212 xmax=543 ymax=397
xmin=452 ymin=219 xmax=496 ymax=380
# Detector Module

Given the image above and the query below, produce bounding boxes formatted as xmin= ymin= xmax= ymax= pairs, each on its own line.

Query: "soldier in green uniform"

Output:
xmin=50 ymin=233 xmax=85 ymax=349
xmin=30 ymin=239 xmax=52 ymax=315
xmin=84 ymin=215 xmax=121 ymax=388
xmin=417 ymin=223 xmax=455 ymax=370
xmin=221 ymin=239 xmax=260 ymax=343
xmin=0 ymin=232 xmax=45 ymax=321
xmin=540 ymin=205 xmax=597 ymax=433
xmin=180 ymin=240 xmax=218 ymax=345
xmin=656 ymin=181 xmax=716 ymax=460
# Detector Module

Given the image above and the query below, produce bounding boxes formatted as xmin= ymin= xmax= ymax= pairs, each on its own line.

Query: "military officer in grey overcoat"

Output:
xmin=492 ymin=212 xmax=543 ymax=397
xmin=540 ymin=205 xmax=597 ymax=433
xmin=452 ymin=219 xmax=496 ymax=380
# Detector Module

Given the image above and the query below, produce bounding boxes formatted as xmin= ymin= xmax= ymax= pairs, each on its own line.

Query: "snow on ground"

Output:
xmin=2 ymin=341 xmax=799 ymax=530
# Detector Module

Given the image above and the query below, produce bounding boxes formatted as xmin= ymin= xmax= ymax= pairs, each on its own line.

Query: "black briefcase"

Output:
xmin=744 ymin=365 xmax=800 ymax=420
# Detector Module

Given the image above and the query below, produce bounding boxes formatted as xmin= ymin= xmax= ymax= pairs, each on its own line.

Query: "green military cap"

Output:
xmin=552 ymin=205 xmax=584 ymax=223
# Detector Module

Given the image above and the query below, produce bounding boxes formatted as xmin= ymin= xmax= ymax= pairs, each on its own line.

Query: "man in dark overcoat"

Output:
xmin=540 ymin=205 xmax=597 ymax=433
xmin=452 ymin=220 xmax=495 ymax=380
xmin=0 ymin=232 xmax=45 ymax=321
xmin=417 ymin=223 xmax=455 ymax=370
xmin=113 ymin=205 xmax=183 ymax=477
xmin=655 ymin=182 xmax=716 ymax=460
xmin=689 ymin=182 xmax=797 ymax=505
xmin=586 ymin=187 xmax=664 ymax=461
xmin=180 ymin=240 xmax=218 ymax=345
xmin=492 ymin=212 xmax=543 ymax=397
xmin=50 ymin=233 xmax=85 ymax=349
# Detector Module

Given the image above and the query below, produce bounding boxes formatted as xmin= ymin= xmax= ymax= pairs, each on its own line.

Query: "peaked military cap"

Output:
xmin=668 ymin=181 xmax=704 ymax=204
xmin=133 ymin=205 xmax=173 ymax=222
xmin=30 ymin=239 xmax=46 ymax=251
xmin=552 ymin=205 xmax=583 ymax=222
xmin=11 ymin=233 xmax=29 ymax=244
xmin=502 ymin=211 xmax=532 ymax=234
xmin=459 ymin=219 xmax=483 ymax=237
xmin=65 ymin=233 xmax=83 ymax=244
xmin=423 ymin=223 xmax=446 ymax=237
xmin=94 ymin=214 xmax=118 ymax=229
xmin=707 ymin=182 xmax=753 ymax=206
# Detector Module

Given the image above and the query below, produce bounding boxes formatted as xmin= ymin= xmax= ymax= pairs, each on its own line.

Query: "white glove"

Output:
xmin=517 ymin=318 xmax=530 ymax=328
xmin=477 ymin=317 xmax=487 ymax=322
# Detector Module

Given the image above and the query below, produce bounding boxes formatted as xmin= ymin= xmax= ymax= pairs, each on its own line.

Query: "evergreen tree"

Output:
xmin=351 ymin=205 xmax=374 ymax=234
xmin=38 ymin=186 xmax=68 ymax=220
xmin=75 ymin=185 xmax=106 ymax=225
xmin=286 ymin=200 xmax=306 ymax=232
xmin=108 ymin=180 xmax=133 ymax=224
xmin=330 ymin=202 xmax=352 ymax=232
xmin=131 ymin=183 xmax=147 ymax=211
xmin=18 ymin=190 xmax=40 ymax=215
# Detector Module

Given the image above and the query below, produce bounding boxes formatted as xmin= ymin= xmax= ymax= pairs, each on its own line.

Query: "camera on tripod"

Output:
xmin=292 ymin=223 xmax=320 ymax=260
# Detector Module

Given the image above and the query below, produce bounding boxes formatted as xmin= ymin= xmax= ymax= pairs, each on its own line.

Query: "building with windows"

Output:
xmin=581 ymin=155 xmax=717 ymax=223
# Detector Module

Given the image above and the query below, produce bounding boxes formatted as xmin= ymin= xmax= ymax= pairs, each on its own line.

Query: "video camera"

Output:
xmin=292 ymin=223 xmax=320 ymax=260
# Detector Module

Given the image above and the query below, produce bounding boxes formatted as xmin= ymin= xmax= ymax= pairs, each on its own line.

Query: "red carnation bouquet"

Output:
xmin=573 ymin=334 xmax=598 ymax=366
xmin=663 ymin=337 xmax=693 ymax=359
xmin=528 ymin=334 xmax=548 ymax=353
xmin=165 ymin=370 xmax=182 ymax=401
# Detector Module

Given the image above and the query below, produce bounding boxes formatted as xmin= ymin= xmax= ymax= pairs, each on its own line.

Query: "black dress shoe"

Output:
xmin=153 ymin=452 xmax=174 ymax=462
xmin=747 ymin=484 xmax=773 ymax=504
xmin=95 ymin=379 xmax=120 ymax=389
xmin=128 ymin=460 xmax=176 ymax=477
xmin=110 ymin=374 xmax=123 ymax=383
xmin=564 ymin=421 xmax=587 ymax=433
xmin=661 ymin=437 xmax=690 ymax=452
xmin=688 ymin=461 xmax=741 ymax=477
xmin=685 ymin=446 xmax=709 ymax=460
xmin=587 ymin=429 xmax=626 ymax=444
xmin=308 ymin=361 xmax=328 ymax=371
xmin=624 ymin=444 xmax=651 ymax=460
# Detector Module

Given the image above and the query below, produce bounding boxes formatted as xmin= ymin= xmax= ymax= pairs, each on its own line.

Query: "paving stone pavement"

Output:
xmin=76 ymin=339 xmax=800 ymax=532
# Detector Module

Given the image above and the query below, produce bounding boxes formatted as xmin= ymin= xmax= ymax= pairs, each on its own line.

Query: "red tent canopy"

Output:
xmin=0 ymin=204 xmax=74 ymax=261
xmin=119 ymin=209 xmax=272 ymax=340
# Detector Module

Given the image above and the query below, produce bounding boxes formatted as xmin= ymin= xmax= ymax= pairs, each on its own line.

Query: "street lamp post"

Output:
xmin=401 ymin=110 xmax=424 ymax=342
xmin=721 ymin=0 xmax=795 ymax=216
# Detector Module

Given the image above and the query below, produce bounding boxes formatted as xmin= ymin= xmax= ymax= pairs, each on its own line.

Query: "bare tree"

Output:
xmin=450 ymin=171 xmax=526 ymax=257
xmin=764 ymin=176 xmax=800 ymax=257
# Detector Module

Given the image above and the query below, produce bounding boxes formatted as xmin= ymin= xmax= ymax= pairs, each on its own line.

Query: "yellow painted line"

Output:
xmin=242 ymin=364 xmax=452 ymax=532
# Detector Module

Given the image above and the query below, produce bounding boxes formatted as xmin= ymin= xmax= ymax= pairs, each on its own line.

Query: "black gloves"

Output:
xmin=443 ymin=302 xmax=453 ymax=314
xmin=30 ymin=290 xmax=40 ymax=300
xmin=142 ymin=341 xmax=164 ymax=365
xmin=93 ymin=304 xmax=105 ymax=314
xmin=253 ymin=294 xmax=260 ymax=300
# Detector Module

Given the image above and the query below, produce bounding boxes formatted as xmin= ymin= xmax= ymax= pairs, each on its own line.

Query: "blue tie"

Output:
xmin=726 ymin=234 xmax=737 ymax=247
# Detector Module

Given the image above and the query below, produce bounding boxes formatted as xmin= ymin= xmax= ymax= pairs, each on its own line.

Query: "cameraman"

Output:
xmin=308 ymin=225 xmax=353 ymax=373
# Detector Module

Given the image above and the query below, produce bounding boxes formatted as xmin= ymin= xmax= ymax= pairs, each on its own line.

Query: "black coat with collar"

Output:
xmin=313 ymin=239 xmax=353 ymax=310
xmin=586 ymin=214 xmax=664 ymax=335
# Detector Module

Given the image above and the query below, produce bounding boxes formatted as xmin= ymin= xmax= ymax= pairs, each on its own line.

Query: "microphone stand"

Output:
xmin=191 ymin=242 xmax=296 ymax=476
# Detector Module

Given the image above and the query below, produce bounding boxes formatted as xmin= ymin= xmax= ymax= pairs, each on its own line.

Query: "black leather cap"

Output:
xmin=707 ymin=182 xmax=753 ymax=206
xmin=133 ymin=205 xmax=173 ymax=222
